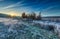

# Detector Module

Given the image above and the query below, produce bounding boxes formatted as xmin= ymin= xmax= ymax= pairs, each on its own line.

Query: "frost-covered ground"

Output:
xmin=33 ymin=20 xmax=60 ymax=36
xmin=0 ymin=18 xmax=59 ymax=39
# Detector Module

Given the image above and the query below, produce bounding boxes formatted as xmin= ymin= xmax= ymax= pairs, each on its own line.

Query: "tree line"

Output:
xmin=22 ymin=12 xmax=41 ymax=20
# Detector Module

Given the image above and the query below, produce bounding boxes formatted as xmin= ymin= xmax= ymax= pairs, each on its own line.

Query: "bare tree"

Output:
xmin=36 ymin=12 xmax=41 ymax=20
xmin=29 ymin=12 xmax=36 ymax=20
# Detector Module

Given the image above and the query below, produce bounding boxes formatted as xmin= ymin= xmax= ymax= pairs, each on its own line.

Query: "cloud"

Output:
xmin=42 ymin=5 xmax=58 ymax=12
xmin=2 ymin=1 xmax=24 ymax=10
xmin=0 ymin=0 xmax=4 ymax=1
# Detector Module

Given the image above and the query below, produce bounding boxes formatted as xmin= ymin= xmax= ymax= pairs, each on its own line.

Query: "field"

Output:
xmin=0 ymin=18 xmax=60 ymax=39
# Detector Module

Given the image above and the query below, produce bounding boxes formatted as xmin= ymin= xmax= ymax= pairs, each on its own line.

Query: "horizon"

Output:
xmin=0 ymin=12 xmax=60 ymax=17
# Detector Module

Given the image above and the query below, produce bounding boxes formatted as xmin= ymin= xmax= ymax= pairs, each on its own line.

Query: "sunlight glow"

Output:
xmin=5 ymin=11 xmax=22 ymax=17
xmin=9 ymin=13 xmax=21 ymax=17
xmin=0 ymin=10 xmax=22 ymax=17
xmin=10 ymin=14 xmax=16 ymax=17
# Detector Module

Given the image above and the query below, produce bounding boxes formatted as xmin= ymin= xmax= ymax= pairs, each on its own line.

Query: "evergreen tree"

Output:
xmin=22 ymin=12 xmax=26 ymax=18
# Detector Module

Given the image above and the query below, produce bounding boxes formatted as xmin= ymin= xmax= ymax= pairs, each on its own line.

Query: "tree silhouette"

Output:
xmin=29 ymin=12 xmax=36 ymax=20
xmin=36 ymin=12 xmax=41 ymax=20
xmin=22 ymin=12 xmax=26 ymax=18
xmin=21 ymin=12 xmax=41 ymax=20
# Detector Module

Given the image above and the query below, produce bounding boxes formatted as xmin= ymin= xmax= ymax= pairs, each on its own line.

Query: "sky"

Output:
xmin=0 ymin=0 xmax=60 ymax=17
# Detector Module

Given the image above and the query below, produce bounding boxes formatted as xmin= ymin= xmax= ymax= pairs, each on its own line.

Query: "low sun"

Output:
xmin=9 ymin=13 xmax=21 ymax=17
xmin=6 ymin=12 xmax=21 ymax=17
xmin=10 ymin=14 xmax=16 ymax=17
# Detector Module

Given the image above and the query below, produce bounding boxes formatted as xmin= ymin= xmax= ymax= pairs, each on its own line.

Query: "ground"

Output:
xmin=0 ymin=18 xmax=59 ymax=39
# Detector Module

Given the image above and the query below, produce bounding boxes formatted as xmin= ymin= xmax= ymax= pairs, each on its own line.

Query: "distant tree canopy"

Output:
xmin=22 ymin=12 xmax=41 ymax=20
